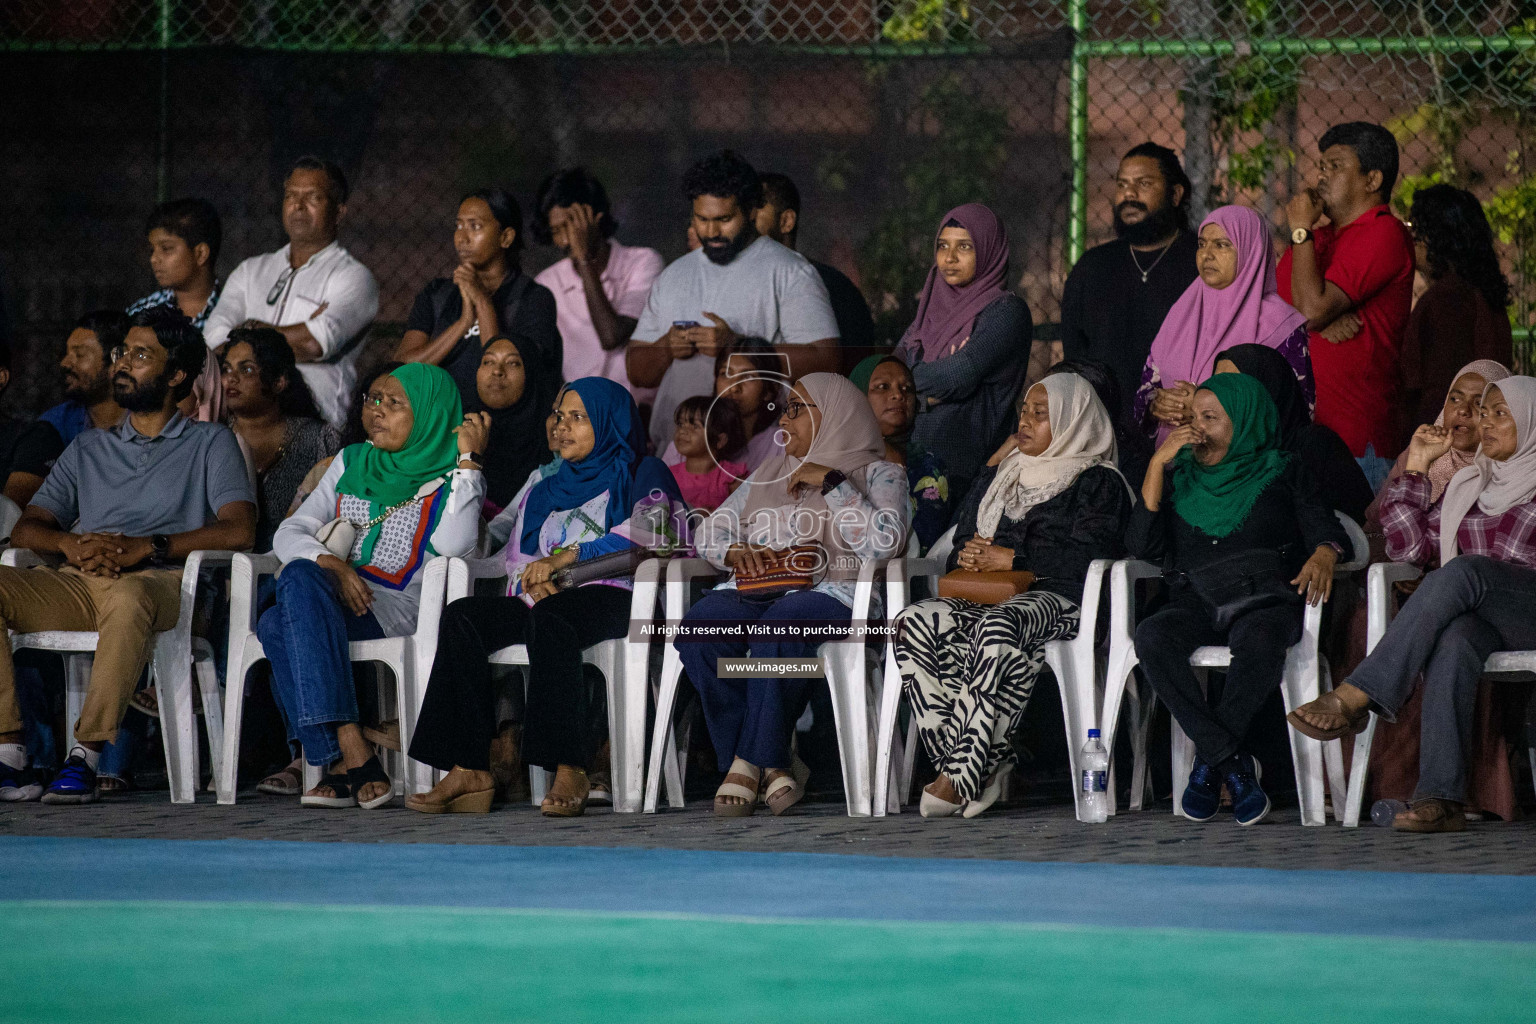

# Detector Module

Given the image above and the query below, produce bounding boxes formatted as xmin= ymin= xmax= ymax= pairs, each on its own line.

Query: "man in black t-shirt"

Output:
xmin=0 ymin=338 xmax=64 ymax=514
xmin=756 ymin=172 xmax=876 ymax=353
xmin=1060 ymin=143 xmax=1200 ymax=424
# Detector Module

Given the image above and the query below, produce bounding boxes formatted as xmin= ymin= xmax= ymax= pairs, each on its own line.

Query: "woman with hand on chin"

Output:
xmin=1130 ymin=373 xmax=1347 ymax=827
xmin=407 ymin=378 xmax=689 ymax=818
xmin=1290 ymin=377 xmax=1536 ymax=832
xmin=680 ymin=373 xmax=909 ymax=817
xmin=261 ymin=363 xmax=486 ymax=809
xmin=893 ymin=373 xmax=1131 ymax=818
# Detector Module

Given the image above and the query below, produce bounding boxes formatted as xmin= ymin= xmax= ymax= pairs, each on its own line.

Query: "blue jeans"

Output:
xmin=1356 ymin=443 xmax=1394 ymax=493
xmin=677 ymin=587 xmax=850 ymax=772
xmin=256 ymin=559 xmax=383 ymax=767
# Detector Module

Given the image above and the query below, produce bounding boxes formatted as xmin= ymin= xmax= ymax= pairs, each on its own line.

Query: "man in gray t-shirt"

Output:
xmin=628 ymin=150 xmax=839 ymax=456
xmin=0 ymin=308 xmax=255 ymax=805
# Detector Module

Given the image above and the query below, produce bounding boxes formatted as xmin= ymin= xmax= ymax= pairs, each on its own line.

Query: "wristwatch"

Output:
xmin=820 ymin=469 xmax=848 ymax=495
xmin=1290 ymin=227 xmax=1313 ymax=245
xmin=150 ymin=534 xmax=171 ymax=565
xmin=458 ymin=451 xmax=481 ymax=467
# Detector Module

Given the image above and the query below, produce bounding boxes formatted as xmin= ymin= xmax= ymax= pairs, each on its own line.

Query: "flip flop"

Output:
xmin=1286 ymin=691 xmax=1369 ymax=741
xmin=257 ymin=758 xmax=304 ymax=796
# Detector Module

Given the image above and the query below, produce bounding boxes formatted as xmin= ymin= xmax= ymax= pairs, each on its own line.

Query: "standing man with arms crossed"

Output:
xmin=204 ymin=156 xmax=379 ymax=430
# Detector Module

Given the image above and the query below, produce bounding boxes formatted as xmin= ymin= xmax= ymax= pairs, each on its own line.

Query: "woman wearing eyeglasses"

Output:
xmin=259 ymin=363 xmax=487 ymax=810
xmin=678 ymin=373 xmax=910 ymax=817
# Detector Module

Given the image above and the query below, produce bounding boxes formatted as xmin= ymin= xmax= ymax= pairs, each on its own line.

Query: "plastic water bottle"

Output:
xmin=1370 ymin=798 xmax=1409 ymax=827
xmin=1080 ymin=729 xmax=1109 ymax=823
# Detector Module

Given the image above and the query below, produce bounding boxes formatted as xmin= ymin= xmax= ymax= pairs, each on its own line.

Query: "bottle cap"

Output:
xmin=1087 ymin=729 xmax=1100 ymax=738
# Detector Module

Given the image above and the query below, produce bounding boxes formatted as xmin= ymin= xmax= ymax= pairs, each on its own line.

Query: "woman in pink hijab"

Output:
xmin=1134 ymin=204 xmax=1311 ymax=443
xmin=895 ymin=202 xmax=1033 ymax=496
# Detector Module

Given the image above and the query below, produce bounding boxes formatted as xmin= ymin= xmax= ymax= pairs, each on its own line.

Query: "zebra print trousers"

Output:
xmin=892 ymin=591 xmax=1079 ymax=802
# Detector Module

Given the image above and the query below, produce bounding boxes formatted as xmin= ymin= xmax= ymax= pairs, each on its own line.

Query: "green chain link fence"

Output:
xmin=2 ymin=1 xmax=1534 ymax=413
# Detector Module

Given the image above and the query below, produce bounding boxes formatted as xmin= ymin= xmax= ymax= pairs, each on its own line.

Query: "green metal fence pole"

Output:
xmin=1067 ymin=0 xmax=1089 ymax=268
xmin=156 ymin=0 xmax=169 ymax=202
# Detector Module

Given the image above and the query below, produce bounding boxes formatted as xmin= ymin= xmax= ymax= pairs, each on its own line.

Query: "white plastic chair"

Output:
xmin=642 ymin=549 xmax=899 ymax=817
xmin=1099 ymin=512 xmax=1368 ymax=826
xmin=1344 ymin=560 xmax=1536 ymax=827
xmin=2 ymin=546 xmax=228 ymax=804
xmin=441 ymin=552 xmax=677 ymax=814
xmin=218 ymin=552 xmax=452 ymax=803
xmin=0 ymin=496 xmax=22 ymax=544
xmin=870 ymin=525 xmax=1113 ymax=820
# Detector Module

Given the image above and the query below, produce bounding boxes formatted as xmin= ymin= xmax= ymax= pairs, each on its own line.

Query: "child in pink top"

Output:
xmin=668 ymin=395 xmax=748 ymax=511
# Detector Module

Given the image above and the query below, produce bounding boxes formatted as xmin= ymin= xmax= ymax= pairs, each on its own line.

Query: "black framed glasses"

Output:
xmin=265 ymin=266 xmax=297 ymax=306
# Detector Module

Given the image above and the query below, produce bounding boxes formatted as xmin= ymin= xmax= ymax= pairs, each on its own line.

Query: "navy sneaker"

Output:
xmin=40 ymin=753 xmax=98 ymax=805
xmin=1181 ymin=756 xmax=1221 ymax=821
xmin=1224 ymin=754 xmax=1270 ymax=827
xmin=0 ymin=760 xmax=43 ymax=802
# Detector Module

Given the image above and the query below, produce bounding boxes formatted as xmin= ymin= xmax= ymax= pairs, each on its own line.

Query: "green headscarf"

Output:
xmin=335 ymin=362 xmax=463 ymax=564
xmin=1170 ymin=372 xmax=1290 ymax=539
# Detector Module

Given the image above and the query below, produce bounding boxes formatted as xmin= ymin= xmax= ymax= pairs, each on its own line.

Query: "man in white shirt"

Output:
xmin=629 ymin=150 xmax=839 ymax=456
xmin=203 ymin=157 xmax=378 ymax=428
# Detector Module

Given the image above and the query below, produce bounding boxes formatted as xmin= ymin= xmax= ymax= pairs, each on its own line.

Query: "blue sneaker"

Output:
xmin=0 ymin=760 xmax=43 ymax=802
xmin=1181 ymin=756 xmax=1220 ymax=821
xmin=41 ymin=752 xmax=98 ymax=805
xmin=1224 ymin=754 xmax=1270 ymax=826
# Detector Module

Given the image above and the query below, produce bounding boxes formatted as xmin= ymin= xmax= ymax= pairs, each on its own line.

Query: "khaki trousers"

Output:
xmin=0 ymin=565 xmax=182 ymax=744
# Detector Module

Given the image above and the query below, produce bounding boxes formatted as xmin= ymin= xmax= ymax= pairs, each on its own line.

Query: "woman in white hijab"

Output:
xmin=1291 ymin=376 xmax=1536 ymax=833
xmin=680 ymin=372 xmax=911 ymax=817
xmin=893 ymin=373 xmax=1133 ymax=818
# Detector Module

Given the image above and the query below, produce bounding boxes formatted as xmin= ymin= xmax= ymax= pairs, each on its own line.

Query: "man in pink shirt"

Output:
xmin=532 ymin=169 xmax=663 ymax=400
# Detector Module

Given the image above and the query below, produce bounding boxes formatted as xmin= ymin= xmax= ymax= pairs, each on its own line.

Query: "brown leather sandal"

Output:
xmin=1393 ymin=798 xmax=1466 ymax=833
xmin=1286 ymin=691 xmax=1370 ymax=741
xmin=713 ymin=757 xmax=761 ymax=817
xmin=540 ymin=765 xmax=591 ymax=818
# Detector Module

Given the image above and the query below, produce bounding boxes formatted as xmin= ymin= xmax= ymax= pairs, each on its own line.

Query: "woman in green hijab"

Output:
xmin=1126 ymin=371 xmax=1349 ymax=828
xmin=260 ymin=363 xmax=491 ymax=810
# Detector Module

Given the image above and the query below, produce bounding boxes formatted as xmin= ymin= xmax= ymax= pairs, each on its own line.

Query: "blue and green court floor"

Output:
xmin=3 ymin=799 xmax=1534 ymax=1022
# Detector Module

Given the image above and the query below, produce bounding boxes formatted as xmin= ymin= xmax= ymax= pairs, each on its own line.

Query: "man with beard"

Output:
xmin=40 ymin=310 xmax=131 ymax=444
xmin=0 ymin=307 xmax=254 ymax=804
xmin=628 ymin=150 xmax=839 ymax=456
xmin=1059 ymin=143 xmax=1199 ymax=423
xmin=204 ymin=156 xmax=379 ymax=429
xmin=1278 ymin=121 xmax=1414 ymax=488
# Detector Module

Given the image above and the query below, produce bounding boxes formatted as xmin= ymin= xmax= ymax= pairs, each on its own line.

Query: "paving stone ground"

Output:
xmin=4 ymin=790 xmax=1534 ymax=875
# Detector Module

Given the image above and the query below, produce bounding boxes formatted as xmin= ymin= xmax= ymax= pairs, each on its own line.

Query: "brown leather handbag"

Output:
xmin=734 ymin=545 xmax=824 ymax=599
xmin=937 ymin=569 xmax=1036 ymax=605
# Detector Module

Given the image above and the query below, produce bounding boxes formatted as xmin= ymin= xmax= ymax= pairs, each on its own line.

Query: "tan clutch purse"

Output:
xmin=937 ymin=569 xmax=1035 ymax=605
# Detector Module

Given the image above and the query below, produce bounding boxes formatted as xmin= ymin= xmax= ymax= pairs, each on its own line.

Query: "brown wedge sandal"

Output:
xmin=405 ymin=767 xmax=495 ymax=814
xmin=713 ymin=757 xmax=761 ymax=817
xmin=540 ymin=765 xmax=591 ymax=818
xmin=762 ymin=756 xmax=810 ymax=816
xmin=1286 ymin=691 xmax=1370 ymax=741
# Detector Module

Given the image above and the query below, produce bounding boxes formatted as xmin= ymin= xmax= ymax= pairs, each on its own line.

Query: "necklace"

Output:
xmin=1129 ymin=237 xmax=1176 ymax=283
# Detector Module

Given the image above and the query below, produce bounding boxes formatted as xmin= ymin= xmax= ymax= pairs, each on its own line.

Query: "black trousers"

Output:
xmin=408 ymin=586 xmax=633 ymax=774
xmin=1133 ymin=595 xmax=1302 ymax=768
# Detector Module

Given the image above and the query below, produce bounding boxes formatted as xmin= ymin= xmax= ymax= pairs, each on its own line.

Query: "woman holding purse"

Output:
xmin=406 ymin=377 xmax=689 ymax=818
xmin=893 ymin=373 xmax=1132 ymax=818
xmin=680 ymin=372 xmax=909 ymax=817
xmin=261 ymin=363 xmax=487 ymax=810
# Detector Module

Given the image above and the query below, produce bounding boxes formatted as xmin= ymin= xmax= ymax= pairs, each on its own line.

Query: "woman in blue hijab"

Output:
xmin=407 ymin=377 xmax=690 ymax=818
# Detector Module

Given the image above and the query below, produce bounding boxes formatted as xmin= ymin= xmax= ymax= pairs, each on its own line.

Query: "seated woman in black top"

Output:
xmin=893 ymin=372 xmax=1132 ymax=818
xmin=1213 ymin=343 xmax=1373 ymax=524
xmin=1131 ymin=373 xmax=1347 ymax=826
xmin=395 ymin=188 xmax=562 ymax=410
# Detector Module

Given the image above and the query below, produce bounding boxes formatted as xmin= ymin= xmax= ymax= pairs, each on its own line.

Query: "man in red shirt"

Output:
xmin=1278 ymin=121 xmax=1415 ymax=491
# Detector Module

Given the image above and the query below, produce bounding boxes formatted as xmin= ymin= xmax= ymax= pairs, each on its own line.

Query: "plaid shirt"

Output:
xmin=126 ymin=278 xmax=223 ymax=329
xmin=1380 ymin=471 xmax=1536 ymax=569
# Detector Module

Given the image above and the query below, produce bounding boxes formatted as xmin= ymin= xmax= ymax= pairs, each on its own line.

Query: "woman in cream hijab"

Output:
xmin=1291 ymin=376 xmax=1536 ymax=833
xmin=681 ymin=372 xmax=911 ymax=817
xmin=894 ymin=373 xmax=1133 ymax=818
